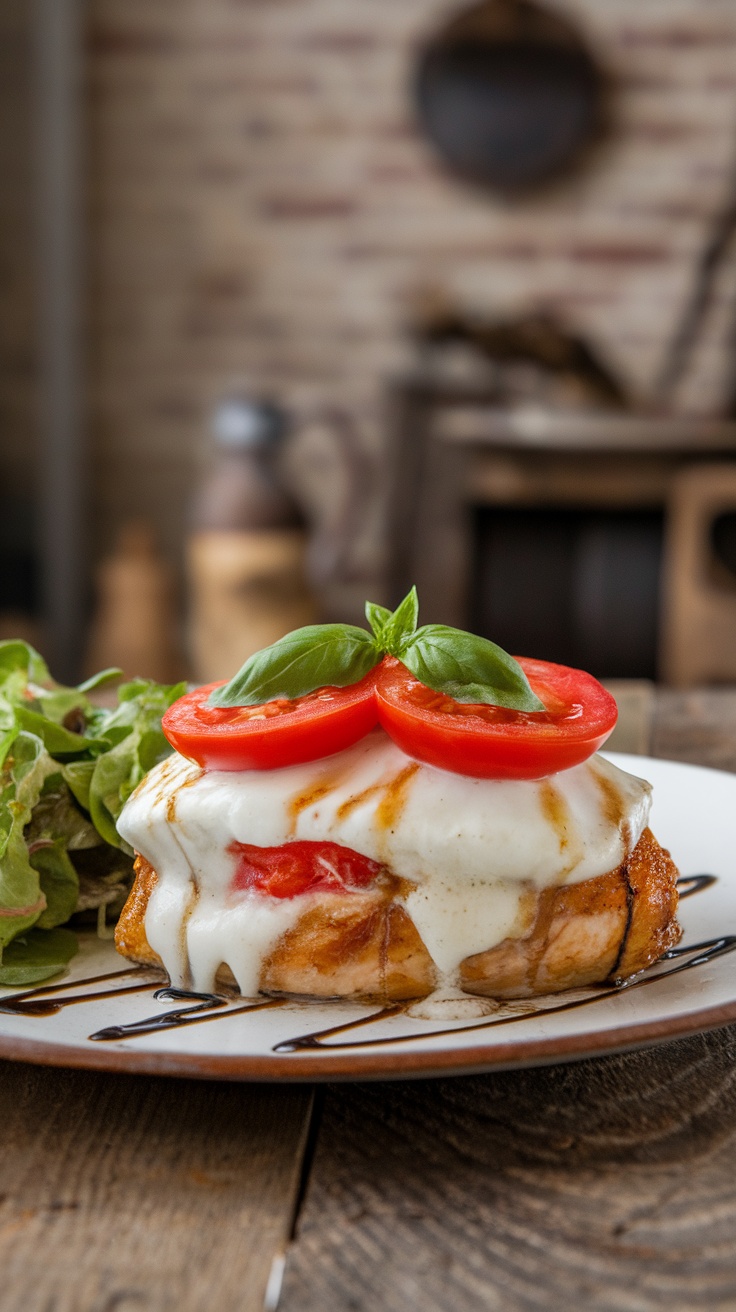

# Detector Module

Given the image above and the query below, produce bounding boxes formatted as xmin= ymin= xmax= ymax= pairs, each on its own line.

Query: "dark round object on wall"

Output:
xmin=415 ymin=0 xmax=605 ymax=194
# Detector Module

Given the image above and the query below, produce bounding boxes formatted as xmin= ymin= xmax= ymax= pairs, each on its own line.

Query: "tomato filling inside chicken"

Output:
xmin=229 ymin=840 xmax=384 ymax=899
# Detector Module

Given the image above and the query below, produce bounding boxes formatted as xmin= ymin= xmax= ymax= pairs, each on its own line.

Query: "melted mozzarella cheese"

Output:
xmin=117 ymin=729 xmax=651 ymax=995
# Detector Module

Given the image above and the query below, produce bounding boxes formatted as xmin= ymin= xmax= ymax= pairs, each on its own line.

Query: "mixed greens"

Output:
xmin=0 ymin=640 xmax=185 ymax=985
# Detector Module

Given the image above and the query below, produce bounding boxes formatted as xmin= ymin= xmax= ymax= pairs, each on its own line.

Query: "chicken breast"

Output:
xmin=116 ymin=824 xmax=680 ymax=1001
xmin=459 ymin=828 xmax=680 ymax=997
xmin=115 ymin=730 xmax=681 ymax=1000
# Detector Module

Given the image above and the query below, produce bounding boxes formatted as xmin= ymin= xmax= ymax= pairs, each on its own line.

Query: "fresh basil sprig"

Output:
xmin=207 ymin=625 xmax=378 ymax=708
xmin=398 ymin=626 xmax=544 ymax=710
xmin=208 ymin=587 xmax=545 ymax=713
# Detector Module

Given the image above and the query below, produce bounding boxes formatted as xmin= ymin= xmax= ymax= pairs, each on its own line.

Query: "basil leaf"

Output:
xmin=204 ymin=584 xmax=540 ymax=713
xmin=381 ymin=586 xmax=419 ymax=655
xmin=399 ymin=625 xmax=545 ymax=712
xmin=365 ymin=587 xmax=419 ymax=653
xmin=365 ymin=601 xmax=391 ymax=641
xmin=209 ymin=625 xmax=380 ymax=708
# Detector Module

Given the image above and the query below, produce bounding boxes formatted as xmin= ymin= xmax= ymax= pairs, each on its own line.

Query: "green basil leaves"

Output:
xmin=399 ymin=626 xmax=543 ymax=710
xmin=207 ymin=625 xmax=379 ymax=708
xmin=209 ymin=587 xmax=545 ymax=713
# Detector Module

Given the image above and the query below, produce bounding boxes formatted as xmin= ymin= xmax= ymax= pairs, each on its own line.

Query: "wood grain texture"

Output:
xmin=278 ymin=689 xmax=736 ymax=1312
xmin=279 ymin=1032 xmax=736 ymax=1312
xmin=0 ymin=1061 xmax=313 ymax=1312
xmin=603 ymin=679 xmax=655 ymax=756
xmin=652 ymin=689 xmax=736 ymax=773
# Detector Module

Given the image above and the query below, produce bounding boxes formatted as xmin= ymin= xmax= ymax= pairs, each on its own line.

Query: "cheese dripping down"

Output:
xmin=117 ymin=728 xmax=651 ymax=996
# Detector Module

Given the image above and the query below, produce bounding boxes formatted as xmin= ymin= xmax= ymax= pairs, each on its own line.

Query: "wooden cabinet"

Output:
xmin=386 ymin=379 xmax=736 ymax=681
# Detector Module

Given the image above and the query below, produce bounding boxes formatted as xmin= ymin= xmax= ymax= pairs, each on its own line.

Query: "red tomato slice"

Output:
xmin=375 ymin=656 xmax=617 ymax=780
xmin=162 ymin=673 xmax=378 ymax=771
xmin=229 ymin=839 xmax=384 ymax=898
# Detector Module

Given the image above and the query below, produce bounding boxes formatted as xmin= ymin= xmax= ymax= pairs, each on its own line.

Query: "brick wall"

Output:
xmin=0 ymin=0 xmax=34 ymax=504
xmin=85 ymin=0 xmax=736 ymax=605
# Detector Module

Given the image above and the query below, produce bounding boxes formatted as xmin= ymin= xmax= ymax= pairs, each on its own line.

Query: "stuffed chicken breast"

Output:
xmin=115 ymin=728 xmax=680 ymax=1001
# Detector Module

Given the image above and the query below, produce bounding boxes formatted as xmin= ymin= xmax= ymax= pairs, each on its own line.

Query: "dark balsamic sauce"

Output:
xmin=0 ymin=968 xmax=160 ymax=1017
xmin=89 ymin=990 xmax=284 ymax=1042
xmin=274 ymin=934 xmax=736 ymax=1053
xmin=273 ymin=1004 xmax=406 ymax=1053
xmin=676 ymin=874 xmax=718 ymax=899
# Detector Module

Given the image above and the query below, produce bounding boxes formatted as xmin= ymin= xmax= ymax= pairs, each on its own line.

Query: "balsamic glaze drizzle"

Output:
xmin=0 ymin=968 xmax=160 ymax=1017
xmin=676 ymin=874 xmax=718 ymax=899
xmin=0 ymin=866 xmax=722 ymax=1051
xmin=274 ymin=935 xmax=736 ymax=1053
xmin=89 ymin=990 xmax=284 ymax=1042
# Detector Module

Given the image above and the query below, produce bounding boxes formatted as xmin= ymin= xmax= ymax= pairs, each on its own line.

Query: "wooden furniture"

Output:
xmin=84 ymin=522 xmax=185 ymax=682
xmin=387 ymin=380 xmax=736 ymax=652
xmin=1 ymin=690 xmax=736 ymax=1310
xmin=660 ymin=463 xmax=736 ymax=686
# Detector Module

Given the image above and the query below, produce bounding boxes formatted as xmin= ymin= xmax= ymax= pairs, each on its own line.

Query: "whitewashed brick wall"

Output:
xmin=30 ymin=1 xmax=736 ymax=591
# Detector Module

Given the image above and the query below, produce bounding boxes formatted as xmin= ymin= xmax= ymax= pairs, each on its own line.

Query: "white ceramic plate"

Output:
xmin=1 ymin=753 xmax=734 ymax=1082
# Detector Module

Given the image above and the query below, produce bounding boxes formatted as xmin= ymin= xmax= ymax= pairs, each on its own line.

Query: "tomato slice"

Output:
xmin=162 ymin=673 xmax=378 ymax=771
xmin=229 ymin=839 xmax=383 ymax=898
xmin=163 ymin=654 xmax=616 ymax=778
xmin=374 ymin=656 xmax=617 ymax=780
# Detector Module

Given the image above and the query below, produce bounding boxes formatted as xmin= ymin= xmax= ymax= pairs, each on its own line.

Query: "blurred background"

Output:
xmin=4 ymin=0 xmax=736 ymax=691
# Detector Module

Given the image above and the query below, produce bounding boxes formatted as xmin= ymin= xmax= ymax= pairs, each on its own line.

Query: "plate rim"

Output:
xmin=0 ymin=996 xmax=734 ymax=1083
xmin=1 ymin=751 xmax=734 ymax=1082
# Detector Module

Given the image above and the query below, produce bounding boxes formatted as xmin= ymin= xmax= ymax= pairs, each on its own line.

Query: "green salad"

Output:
xmin=0 ymin=640 xmax=185 ymax=986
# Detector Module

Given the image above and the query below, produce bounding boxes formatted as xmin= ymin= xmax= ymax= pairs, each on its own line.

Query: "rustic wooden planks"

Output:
xmin=652 ymin=688 xmax=736 ymax=773
xmin=279 ymin=1033 xmax=736 ymax=1312
xmin=0 ymin=1062 xmax=313 ymax=1312
xmin=603 ymin=678 xmax=655 ymax=755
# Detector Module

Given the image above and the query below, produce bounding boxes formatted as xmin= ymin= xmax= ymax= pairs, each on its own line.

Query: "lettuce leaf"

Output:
xmin=31 ymin=840 xmax=80 ymax=930
xmin=0 ymin=731 xmax=60 ymax=949
xmin=26 ymin=779 xmax=101 ymax=852
xmin=0 ymin=927 xmax=78 ymax=986
xmin=87 ymin=678 xmax=186 ymax=851
xmin=62 ymin=759 xmax=95 ymax=812
xmin=0 ymin=640 xmax=184 ymax=983
xmin=0 ymin=639 xmax=50 ymax=690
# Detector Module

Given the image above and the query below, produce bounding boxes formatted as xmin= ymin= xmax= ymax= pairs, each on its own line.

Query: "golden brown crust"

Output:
xmin=459 ymin=868 xmax=628 ymax=997
xmin=459 ymin=828 xmax=681 ymax=997
xmin=613 ymin=827 xmax=682 ymax=979
xmin=115 ymin=829 xmax=680 ymax=1000
xmin=262 ymin=893 xmax=437 ymax=1000
xmin=114 ymin=855 xmax=162 ymax=969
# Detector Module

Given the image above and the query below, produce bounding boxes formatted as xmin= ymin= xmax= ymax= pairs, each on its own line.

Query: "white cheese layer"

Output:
xmin=117 ymin=729 xmax=651 ymax=994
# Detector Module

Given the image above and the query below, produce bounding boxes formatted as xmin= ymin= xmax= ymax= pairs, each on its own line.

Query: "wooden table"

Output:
xmin=3 ymin=690 xmax=736 ymax=1312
